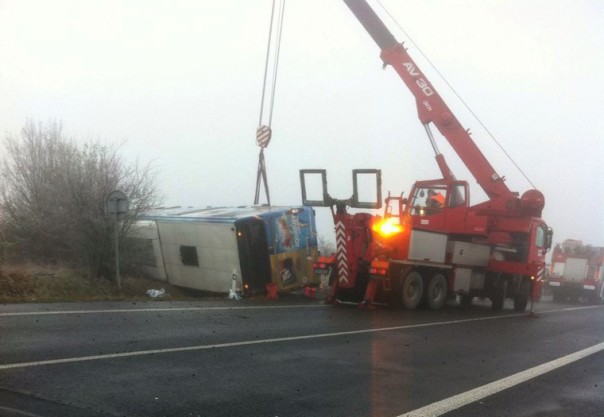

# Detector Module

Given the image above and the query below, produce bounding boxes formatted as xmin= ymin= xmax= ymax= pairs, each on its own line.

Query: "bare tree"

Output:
xmin=318 ymin=235 xmax=335 ymax=257
xmin=0 ymin=120 xmax=162 ymax=278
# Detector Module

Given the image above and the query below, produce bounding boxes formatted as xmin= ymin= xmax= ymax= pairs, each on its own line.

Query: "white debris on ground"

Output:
xmin=146 ymin=288 xmax=166 ymax=298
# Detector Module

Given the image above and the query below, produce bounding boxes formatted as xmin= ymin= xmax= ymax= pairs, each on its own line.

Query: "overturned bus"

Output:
xmin=129 ymin=206 xmax=319 ymax=295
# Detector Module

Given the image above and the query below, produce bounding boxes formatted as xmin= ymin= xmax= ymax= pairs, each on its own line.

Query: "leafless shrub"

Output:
xmin=318 ymin=235 xmax=335 ymax=256
xmin=0 ymin=120 xmax=162 ymax=279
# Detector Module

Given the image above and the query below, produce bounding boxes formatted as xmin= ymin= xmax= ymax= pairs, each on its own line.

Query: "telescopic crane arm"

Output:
xmin=342 ymin=0 xmax=513 ymax=202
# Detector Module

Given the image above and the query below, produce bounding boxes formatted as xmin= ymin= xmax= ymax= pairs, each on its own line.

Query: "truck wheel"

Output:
xmin=588 ymin=293 xmax=603 ymax=305
xmin=491 ymin=278 xmax=507 ymax=311
xmin=401 ymin=271 xmax=423 ymax=310
xmin=425 ymin=273 xmax=448 ymax=310
xmin=513 ymin=278 xmax=530 ymax=312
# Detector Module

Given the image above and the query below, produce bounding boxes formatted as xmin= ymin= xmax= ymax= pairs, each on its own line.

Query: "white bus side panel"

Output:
xmin=157 ymin=221 xmax=241 ymax=293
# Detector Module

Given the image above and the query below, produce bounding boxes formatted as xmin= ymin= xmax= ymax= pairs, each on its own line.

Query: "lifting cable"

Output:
xmin=375 ymin=0 xmax=537 ymax=189
xmin=254 ymin=0 xmax=286 ymax=206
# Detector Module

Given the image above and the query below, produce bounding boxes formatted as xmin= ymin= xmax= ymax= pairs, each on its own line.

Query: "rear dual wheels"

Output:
xmin=401 ymin=271 xmax=423 ymax=310
xmin=425 ymin=273 xmax=448 ymax=310
xmin=401 ymin=271 xmax=448 ymax=310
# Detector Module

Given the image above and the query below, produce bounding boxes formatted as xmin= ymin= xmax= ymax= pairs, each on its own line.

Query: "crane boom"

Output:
xmin=342 ymin=0 xmax=512 ymax=201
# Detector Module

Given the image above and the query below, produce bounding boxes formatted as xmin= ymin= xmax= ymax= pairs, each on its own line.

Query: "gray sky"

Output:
xmin=1 ymin=0 xmax=603 ymax=249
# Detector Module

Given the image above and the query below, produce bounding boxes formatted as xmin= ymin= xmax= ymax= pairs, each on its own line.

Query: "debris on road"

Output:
xmin=146 ymin=288 xmax=166 ymax=299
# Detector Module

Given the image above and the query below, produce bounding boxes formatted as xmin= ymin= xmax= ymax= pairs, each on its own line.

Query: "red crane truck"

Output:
xmin=300 ymin=0 xmax=553 ymax=311
xmin=548 ymin=240 xmax=604 ymax=304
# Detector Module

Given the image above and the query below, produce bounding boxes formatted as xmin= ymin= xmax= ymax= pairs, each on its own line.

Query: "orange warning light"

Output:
xmin=372 ymin=218 xmax=404 ymax=238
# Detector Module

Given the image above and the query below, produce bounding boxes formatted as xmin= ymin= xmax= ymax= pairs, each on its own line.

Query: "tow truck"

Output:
xmin=300 ymin=0 xmax=552 ymax=311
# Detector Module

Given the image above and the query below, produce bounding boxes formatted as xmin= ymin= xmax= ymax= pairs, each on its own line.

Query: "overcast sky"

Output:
xmin=1 ymin=0 xmax=603 ymax=249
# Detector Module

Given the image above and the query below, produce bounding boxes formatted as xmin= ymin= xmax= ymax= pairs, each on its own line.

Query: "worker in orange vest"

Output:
xmin=427 ymin=189 xmax=445 ymax=210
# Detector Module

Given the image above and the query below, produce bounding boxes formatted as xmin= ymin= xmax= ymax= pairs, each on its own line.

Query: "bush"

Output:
xmin=0 ymin=120 xmax=162 ymax=280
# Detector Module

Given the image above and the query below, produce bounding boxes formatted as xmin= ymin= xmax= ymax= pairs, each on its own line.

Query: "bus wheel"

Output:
xmin=401 ymin=271 xmax=423 ymax=310
xmin=491 ymin=278 xmax=507 ymax=311
xmin=425 ymin=273 xmax=448 ymax=310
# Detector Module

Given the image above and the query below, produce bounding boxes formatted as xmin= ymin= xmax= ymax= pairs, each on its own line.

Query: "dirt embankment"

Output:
xmin=0 ymin=263 xmax=199 ymax=303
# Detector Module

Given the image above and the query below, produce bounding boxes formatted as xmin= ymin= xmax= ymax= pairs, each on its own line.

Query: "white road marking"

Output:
xmin=0 ymin=314 xmax=523 ymax=370
xmin=1 ymin=301 xmax=600 ymax=318
xmin=0 ymin=304 xmax=328 ymax=317
xmin=400 ymin=341 xmax=604 ymax=417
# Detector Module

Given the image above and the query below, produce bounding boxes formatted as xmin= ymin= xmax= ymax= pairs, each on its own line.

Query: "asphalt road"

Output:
xmin=1 ymin=294 xmax=603 ymax=417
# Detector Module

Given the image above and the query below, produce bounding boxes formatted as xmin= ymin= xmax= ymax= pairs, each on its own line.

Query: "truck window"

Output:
xmin=448 ymin=184 xmax=466 ymax=208
xmin=535 ymin=226 xmax=546 ymax=248
xmin=411 ymin=186 xmax=447 ymax=215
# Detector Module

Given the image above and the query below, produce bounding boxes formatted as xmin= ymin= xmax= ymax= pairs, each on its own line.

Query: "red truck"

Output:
xmin=301 ymin=0 xmax=553 ymax=311
xmin=548 ymin=240 xmax=604 ymax=304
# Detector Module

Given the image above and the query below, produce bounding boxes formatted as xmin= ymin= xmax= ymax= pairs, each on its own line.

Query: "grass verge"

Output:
xmin=0 ymin=263 xmax=206 ymax=303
